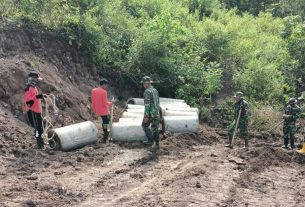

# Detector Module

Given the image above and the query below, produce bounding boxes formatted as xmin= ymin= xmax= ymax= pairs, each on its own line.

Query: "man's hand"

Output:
xmin=283 ymin=114 xmax=291 ymax=119
xmin=26 ymin=100 xmax=34 ymax=107
xmin=143 ymin=116 xmax=149 ymax=124
xmin=36 ymin=94 xmax=44 ymax=99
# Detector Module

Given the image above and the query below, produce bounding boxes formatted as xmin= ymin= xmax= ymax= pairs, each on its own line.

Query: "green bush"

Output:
xmin=1 ymin=0 xmax=304 ymax=108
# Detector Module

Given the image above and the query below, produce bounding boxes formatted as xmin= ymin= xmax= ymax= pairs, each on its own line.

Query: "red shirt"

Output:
xmin=91 ymin=87 xmax=112 ymax=116
xmin=23 ymin=86 xmax=42 ymax=113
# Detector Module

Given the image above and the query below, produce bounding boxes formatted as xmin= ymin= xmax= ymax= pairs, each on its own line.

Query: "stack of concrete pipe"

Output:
xmin=112 ymin=98 xmax=199 ymax=142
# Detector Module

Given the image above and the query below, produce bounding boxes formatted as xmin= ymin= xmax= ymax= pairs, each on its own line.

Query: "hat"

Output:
xmin=234 ymin=92 xmax=243 ymax=98
xmin=289 ymin=97 xmax=297 ymax=104
xmin=28 ymin=71 xmax=43 ymax=81
xmin=141 ymin=76 xmax=152 ymax=83
xmin=99 ymin=78 xmax=109 ymax=85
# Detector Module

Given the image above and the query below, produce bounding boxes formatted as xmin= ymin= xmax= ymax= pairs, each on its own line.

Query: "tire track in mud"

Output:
xmin=2 ymin=123 xmax=305 ymax=207
xmin=79 ymin=145 xmax=241 ymax=207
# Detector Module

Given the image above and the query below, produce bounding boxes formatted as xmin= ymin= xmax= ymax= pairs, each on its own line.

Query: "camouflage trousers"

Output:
xmin=228 ymin=118 xmax=248 ymax=147
xmin=283 ymin=122 xmax=296 ymax=148
xmin=142 ymin=116 xmax=160 ymax=144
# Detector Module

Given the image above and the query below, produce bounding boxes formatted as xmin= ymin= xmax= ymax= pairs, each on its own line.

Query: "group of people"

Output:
xmin=23 ymin=70 xmax=304 ymax=151
xmin=23 ymin=71 xmax=161 ymax=149
xmin=90 ymin=75 xmax=161 ymax=147
xmin=225 ymin=92 xmax=304 ymax=150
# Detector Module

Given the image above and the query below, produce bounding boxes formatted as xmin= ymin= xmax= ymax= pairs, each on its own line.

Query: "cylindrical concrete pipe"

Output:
xmin=128 ymin=98 xmax=185 ymax=105
xmin=119 ymin=118 xmax=143 ymax=123
xmin=164 ymin=107 xmax=199 ymax=113
xmin=164 ymin=111 xmax=198 ymax=116
xmin=127 ymin=98 xmax=144 ymax=105
xmin=159 ymin=98 xmax=185 ymax=103
xmin=160 ymin=102 xmax=190 ymax=107
xmin=160 ymin=105 xmax=191 ymax=110
xmin=112 ymin=122 xmax=148 ymax=142
xmin=49 ymin=121 xmax=98 ymax=151
xmin=164 ymin=116 xmax=198 ymax=133
xmin=122 ymin=112 xmax=144 ymax=118
xmin=126 ymin=109 xmax=145 ymax=114
xmin=127 ymin=104 xmax=144 ymax=109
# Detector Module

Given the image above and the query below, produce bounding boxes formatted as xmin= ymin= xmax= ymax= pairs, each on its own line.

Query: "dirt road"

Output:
xmin=1 ymin=124 xmax=305 ymax=207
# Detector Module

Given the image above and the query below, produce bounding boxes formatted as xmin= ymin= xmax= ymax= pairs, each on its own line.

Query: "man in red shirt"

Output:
xmin=23 ymin=71 xmax=45 ymax=149
xmin=91 ymin=79 xmax=113 ymax=143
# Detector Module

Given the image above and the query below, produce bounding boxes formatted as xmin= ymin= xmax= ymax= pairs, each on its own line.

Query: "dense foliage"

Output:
xmin=0 ymin=0 xmax=304 ymax=106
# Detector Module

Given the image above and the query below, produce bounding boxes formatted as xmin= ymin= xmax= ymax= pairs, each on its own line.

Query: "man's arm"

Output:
xmin=144 ymin=90 xmax=151 ymax=117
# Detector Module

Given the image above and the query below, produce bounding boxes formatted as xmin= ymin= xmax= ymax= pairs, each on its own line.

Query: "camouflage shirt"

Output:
xmin=234 ymin=99 xmax=250 ymax=120
xmin=284 ymin=105 xmax=301 ymax=123
xmin=143 ymin=86 xmax=160 ymax=117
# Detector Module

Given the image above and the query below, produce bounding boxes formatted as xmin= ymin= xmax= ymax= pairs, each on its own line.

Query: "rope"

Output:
xmin=40 ymin=94 xmax=59 ymax=149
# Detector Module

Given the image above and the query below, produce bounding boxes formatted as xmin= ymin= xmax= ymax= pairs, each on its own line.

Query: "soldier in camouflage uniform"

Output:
xmin=282 ymin=98 xmax=301 ymax=149
xmin=298 ymin=94 xmax=305 ymax=149
xmin=225 ymin=92 xmax=250 ymax=149
xmin=141 ymin=76 xmax=160 ymax=147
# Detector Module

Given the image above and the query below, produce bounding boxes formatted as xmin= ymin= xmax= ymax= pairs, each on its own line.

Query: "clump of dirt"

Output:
xmin=244 ymin=146 xmax=292 ymax=173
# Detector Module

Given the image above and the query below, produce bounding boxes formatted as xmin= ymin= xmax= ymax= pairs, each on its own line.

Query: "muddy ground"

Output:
xmin=1 ymin=121 xmax=305 ymax=207
xmin=1 ymin=28 xmax=305 ymax=207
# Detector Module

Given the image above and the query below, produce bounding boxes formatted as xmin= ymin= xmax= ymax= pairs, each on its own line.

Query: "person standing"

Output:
xmin=282 ymin=97 xmax=301 ymax=149
xmin=225 ymin=92 xmax=250 ymax=149
xmin=23 ymin=71 xmax=45 ymax=149
xmin=141 ymin=76 xmax=160 ymax=148
xmin=91 ymin=79 xmax=113 ymax=143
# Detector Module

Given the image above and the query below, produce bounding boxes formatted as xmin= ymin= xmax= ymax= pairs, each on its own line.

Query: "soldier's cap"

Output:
xmin=141 ymin=76 xmax=153 ymax=83
xmin=289 ymin=97 xmax=297 ymax=104
xmin=234 ymin=92 xmax=243 ymax=98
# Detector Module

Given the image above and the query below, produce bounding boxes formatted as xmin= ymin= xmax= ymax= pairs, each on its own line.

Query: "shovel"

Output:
xmin=230 ymin=108 xmax=242 ymax=147
xmin=109 ymin=98 xmax=115 ymax=142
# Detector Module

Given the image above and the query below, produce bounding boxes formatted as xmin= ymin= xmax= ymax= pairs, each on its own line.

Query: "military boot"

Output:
xmin=153 ymin=132 xmax=160 ymax=148
xmin=36 ymin=136 xmax=45 ymax=149
xmin=225 ymin=139 xmax=233 ymax=148
xmin=290 ymin=138 xmax=295 ymax=149
xmin=143 ymin=127 xmax=154 ymax=145
xmin=282 ymin=137 xmax=290 ymax=149
xmin=102 ymin=130 xmax=109 ymax=143
xmin=244 ymin=138 xmax=249 ymax=148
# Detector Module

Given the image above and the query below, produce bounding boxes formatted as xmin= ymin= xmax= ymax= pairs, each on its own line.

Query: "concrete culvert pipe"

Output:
xmin=160 ymin=103 xmax=190 ymax=108
xmin=119 ymin=118 xmax=143 ymax=123
xmin=127 ymin=104 xmax=144 ymax=109
xmin=48 ymin=121 xmax=98 ymax=151
xmin=122 ymin=112 xmax=144 ymax=118
xmin=164 ymin=108 xmax=199 ymax=113
xmin=126 ymin=109 xmax=145 ymax=114
xmin=159 ymin=98 xmax=185 ymax=103
xmin=164 ymin=116 xmax=198 ymax=133
xmin=112 ymin=122 xmax=148 ymax=142
xmin=127 ymin=98 xmax=185 ymax=105
xmin=164 ymin=111 xmax=198 ymax=116
xmin=160 ymin=106 xmax=191 ymax=111
xmin=127 ymin=98 xmax=144 ymax=105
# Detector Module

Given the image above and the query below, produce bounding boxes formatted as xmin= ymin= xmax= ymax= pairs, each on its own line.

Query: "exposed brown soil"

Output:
xmin=1 ymin=29 xmax=305 ymax=207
